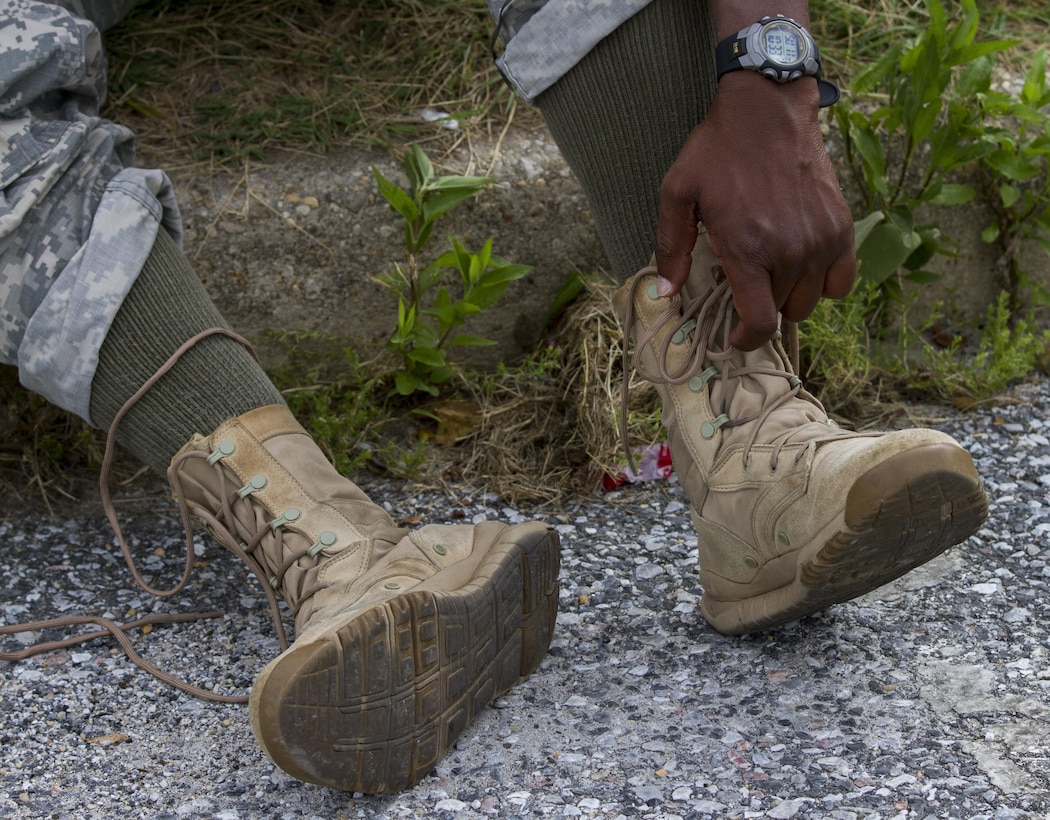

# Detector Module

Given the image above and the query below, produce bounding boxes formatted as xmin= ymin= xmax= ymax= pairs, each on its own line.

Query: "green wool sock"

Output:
xmin=89 ymin=228 xmax=285 ymax=474
xmin=535 ymin=0 xmax=717 ymax=280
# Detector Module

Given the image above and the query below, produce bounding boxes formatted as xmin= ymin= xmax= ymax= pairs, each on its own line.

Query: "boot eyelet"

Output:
xmin=672 ymin=319 xmax=697 ymax=345
xmin=777 ymin=532 xmax=791 ymax=547
xmin=207 ymin=439 xmax=237 ymax=464
xmin=384 ymin=581 xmax=401 ymax=590
xmin=270 ymin=507 xmax=302 ymax=531
xmin=237 ymin=473 xmax=268 ymax=498
xmin=646 ymin=283 xmax=661 ymax=300
xmin=744 ymin=555 xmax=759 ymax=568
xmin=433 ymin=543 xmax=448 ymax=556
xmin=700 ymin=414 xmax=730 ymax=440
xmin=308 ymin=531 xmax=338 ymax=556
xmin=688 ymin=366 xmax=718 ymax=393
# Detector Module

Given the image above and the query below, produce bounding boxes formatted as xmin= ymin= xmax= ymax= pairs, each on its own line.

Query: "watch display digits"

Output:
xmin=763 ymin=23 xmax=802 ymax=65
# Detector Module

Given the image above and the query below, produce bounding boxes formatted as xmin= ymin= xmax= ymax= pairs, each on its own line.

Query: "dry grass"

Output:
xmin=102 ymin=0 xmax=521 ymax=167
xmin=451 ymin=277 xmax=662 ymax=502
xmin=0 ymin=368 xmax=102 ymax=513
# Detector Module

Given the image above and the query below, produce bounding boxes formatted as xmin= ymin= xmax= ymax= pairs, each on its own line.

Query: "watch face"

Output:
xmin=761 ymin=21 xmax=807 ymax=67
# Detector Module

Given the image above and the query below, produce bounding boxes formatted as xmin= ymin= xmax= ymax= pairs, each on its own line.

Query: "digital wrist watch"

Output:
xmin=715 ymin=15 xmax=840 ymax=107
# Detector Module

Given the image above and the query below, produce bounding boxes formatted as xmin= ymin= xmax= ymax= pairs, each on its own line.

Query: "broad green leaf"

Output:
xmin=424 ymin=307 xmax=458 ymax=337
xmin=902 ymin=269 xmax=942 ymax=284
xmin=407 ymin=347 xmax=446 ymax=367
xmin=464 ymin=282 xmax=510 ymax=310
xmin=545 ymin=270 xmax=588 ymax=326
xmin=957 ymin=56 xmax=993 ymax=98
xmin=1000 ymin=183 xmax=1021 ymax=209
xmin=395 ymin=371 xmax=433 ymax=396
xmin=852 ymin=211 xmax=885 ymax=250
xmin=911 ymin=98 xmax=942 ymax=143
xmin=981 ymin=224 xmax=1000 ymax=243
xmin=444 ymin=235 xmax=472 ymax=272
xmin=404 ymin=145 xmax=433 ymax=193
xmin=946 ymin=0 xmax=976 ymax=51
xmin=397 ymin=297 xmax=411 ymax=331
xmin=432 ymin=248 xmax=462 ymax=270
xmin=850 ymin=43 xmax=903 ymax=95
xmin=1030 ymin=136 xmax=1050 ymax=155
xmin=849 ymin=124 xmax=888 ymax=193
xmin=476 ymin=237 xmax=493 ymax=274
xmin=930 ymin=184 xmax=976 ymax=206
xmin=432 ymin=286 xmax=452 ymax=309
xmin=423 ymin=188 xmax=483 ymax=222
xmin=427 ymin=366 xmax=454 ymax=385
xmin=478 ymin=263 xmax=532 ymax=286
xmin=985 ymin=151 xmax=1042 ymax=181
xmin=902 ymin=232 xmax=939 ymax=270
xmin=1023 ymin=50 xmax=1049 ymax=105
xmin=946 ymin=40 xmax=1020 ymax=68
xmin=453 ymin=300 xmax=483 ymax=318
xmin=886 ymin=206 xmax=915 ymax=237
xmin=412 ymin=221 xmax=434 ymax=254
xmin=857 ymin=222 xmax=920 ymax=284
xmin=427 ymin=175 xmax=493 ymax=191
xmin=373 ymin=168 xmax=419 ymax=222
xmin=419 ymin=264 xmax=446 ymax=293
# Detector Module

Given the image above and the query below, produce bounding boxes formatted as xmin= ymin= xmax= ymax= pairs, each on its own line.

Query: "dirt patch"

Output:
xmin=160 ymin=123 xmax=609 ymax=373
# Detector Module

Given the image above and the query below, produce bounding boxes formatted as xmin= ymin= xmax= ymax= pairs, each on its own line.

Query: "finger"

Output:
xmin=780 ymin=264 xmax=826 ymax=323
xmin=725 ymin=261 xmax=780 ymax=351
xmin=653 ymin=174 xmax=700 ymax=296
xmin=822 ymin=244 xmax=857 ymax=299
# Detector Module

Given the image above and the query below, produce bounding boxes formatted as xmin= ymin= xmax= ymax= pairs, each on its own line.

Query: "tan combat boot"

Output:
xmin=168 ymin=404 xmax=560 ymax=793
xmin=613 ymin=228 xmax=988 ymax=636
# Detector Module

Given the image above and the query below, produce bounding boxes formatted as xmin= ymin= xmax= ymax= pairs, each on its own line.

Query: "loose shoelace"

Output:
xmin=619 ymin=266 xmax=855 ymax=475
xmin=0 ymin=327 xmax=280 ymax=704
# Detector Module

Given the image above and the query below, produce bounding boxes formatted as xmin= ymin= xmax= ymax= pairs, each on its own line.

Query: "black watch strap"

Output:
xmin=715 ymin=29 xmax=840 ymax=108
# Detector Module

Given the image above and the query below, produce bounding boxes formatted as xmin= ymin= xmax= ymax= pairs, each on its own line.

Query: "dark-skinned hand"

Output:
xmin=654 ymin=71 xmax=856 ymax=351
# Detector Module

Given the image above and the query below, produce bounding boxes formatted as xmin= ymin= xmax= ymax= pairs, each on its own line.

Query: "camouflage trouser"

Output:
xmin=0 ymin=0 xmax=181 ymax=424
xmin=487 ymin=0 xmax=654 ymax=104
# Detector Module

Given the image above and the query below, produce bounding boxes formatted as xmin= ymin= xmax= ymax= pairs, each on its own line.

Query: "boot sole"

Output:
xmin=702 ymin=444 xmax=989 ymax=635
xmin=248 ymin=523 xmax=560 ymax=792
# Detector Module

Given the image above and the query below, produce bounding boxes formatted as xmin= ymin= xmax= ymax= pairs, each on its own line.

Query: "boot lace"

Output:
xmin=619 ymin=266 xmax=860 ymax=476
xmin=0 ymin=328 xmax=283 ymax=703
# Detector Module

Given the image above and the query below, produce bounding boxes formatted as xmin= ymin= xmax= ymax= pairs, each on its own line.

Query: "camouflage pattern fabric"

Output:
xmin=0 ymin=0 xmax=182 ymax=424
xmin=488 ymin=0 xmax=654 ymax=103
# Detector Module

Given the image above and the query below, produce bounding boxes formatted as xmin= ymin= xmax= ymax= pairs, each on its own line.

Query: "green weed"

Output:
xmin=373 ymin=146 xmax=531 ymax=398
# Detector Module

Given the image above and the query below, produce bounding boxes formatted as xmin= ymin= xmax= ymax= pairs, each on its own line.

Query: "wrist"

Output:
xmin=716 ymin=70 xmax=821 ymax=117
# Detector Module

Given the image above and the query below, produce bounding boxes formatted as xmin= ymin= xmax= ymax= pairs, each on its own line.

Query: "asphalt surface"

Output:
xmin=2 ymin=378 xmax=1050 ymax=819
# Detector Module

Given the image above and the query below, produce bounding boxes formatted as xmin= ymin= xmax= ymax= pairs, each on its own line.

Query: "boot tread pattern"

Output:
xmin=707 ymin=471 xmax=988 ymax=635
xmin=256 ymin=528 xmax=560 ymax=793
xmin=801 ymin=471 xmax=988 ymax=595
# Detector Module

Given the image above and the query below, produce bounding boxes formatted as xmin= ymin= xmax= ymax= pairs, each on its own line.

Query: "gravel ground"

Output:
xmin=2 ymin=377 xmax=1050 ymax=819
